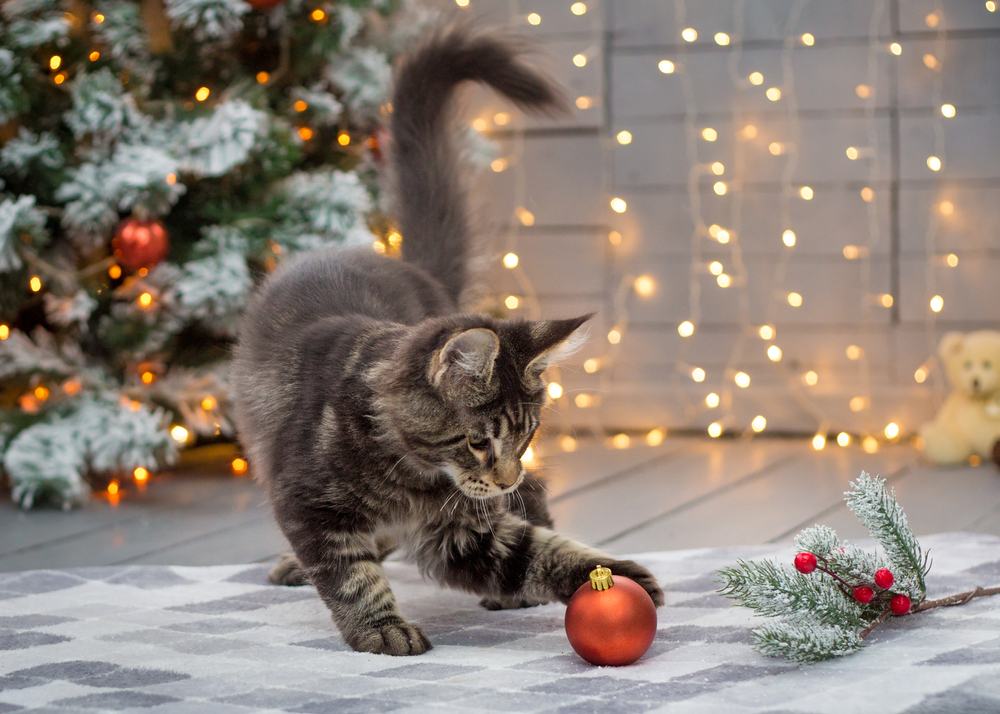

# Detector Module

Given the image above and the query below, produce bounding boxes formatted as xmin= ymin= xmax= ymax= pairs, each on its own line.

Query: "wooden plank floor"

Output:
xmin=1 ymin=437 xmax=998 ymax=572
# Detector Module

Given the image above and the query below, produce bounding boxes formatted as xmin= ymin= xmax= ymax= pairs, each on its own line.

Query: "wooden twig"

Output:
xmin=913 ymin=585 xmax=1000 ymax=612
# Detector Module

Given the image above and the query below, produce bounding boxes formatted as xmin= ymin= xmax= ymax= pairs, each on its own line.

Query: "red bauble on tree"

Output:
xmin=113 ymin=218 xmax=169 ymax=271
xmin=794 ymin=552 xmax=818 ymax=574
xmin=890 ymin=594 xmax=912 ymax=615
xmin=565 ymin=565 xmax=657 ymax=666
xmin=874 ymin=568 xmax=895 ymax=589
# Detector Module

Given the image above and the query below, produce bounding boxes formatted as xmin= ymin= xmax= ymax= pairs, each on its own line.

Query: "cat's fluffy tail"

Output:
xmin=390 ymin=25 xmax=566 ymax=303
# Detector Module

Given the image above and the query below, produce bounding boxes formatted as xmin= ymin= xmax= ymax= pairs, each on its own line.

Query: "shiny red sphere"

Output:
xmin=873 ymin=568 xmax=895 ymax=589
xmin=565 ymin=576 xmax=657 ymax=666
xmin=853 ymin=586 xmax=875 ymax=604
xmin=794 ymin=552 xmax=818 ymax=574
xmin=890 ymin=594 xmax=911 ymax=615
xmin=113 ymin=218 xmax=169 ymax=271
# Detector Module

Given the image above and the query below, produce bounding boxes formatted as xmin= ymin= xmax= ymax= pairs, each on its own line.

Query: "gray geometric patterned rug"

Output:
xmin=1 ymin=532 xmax=999 ymax=713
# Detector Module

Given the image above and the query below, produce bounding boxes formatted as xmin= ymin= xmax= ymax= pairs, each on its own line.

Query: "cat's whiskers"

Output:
xmin=439 ymin=487 xmax=462 ymax=513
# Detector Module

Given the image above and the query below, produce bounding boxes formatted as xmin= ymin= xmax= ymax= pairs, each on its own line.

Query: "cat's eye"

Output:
xmin=468 ymin=437 xmax=489 ymax=451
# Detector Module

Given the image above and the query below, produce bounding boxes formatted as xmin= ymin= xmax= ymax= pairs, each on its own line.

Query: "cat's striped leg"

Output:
xmin=418 ymin=512 xmax=664 ymax=607
xmin=282 ymin=513 xmax=431 ymax=656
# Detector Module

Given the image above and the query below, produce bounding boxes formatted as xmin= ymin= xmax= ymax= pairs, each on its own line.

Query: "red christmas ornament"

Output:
xmin=873 ymin=568 xmax=895 ymax=589
xmin=794 ymin=552 xmax=818 ymax=574
xmin=890 ymin=594 xmax=912 ymax=615
xmin=565 ymin=565 xmax=657 ymax=666
xmin=113 ymin=218 xmax=169 ymax=271
xmin=853 ymin=586 xmax=875 ymax=604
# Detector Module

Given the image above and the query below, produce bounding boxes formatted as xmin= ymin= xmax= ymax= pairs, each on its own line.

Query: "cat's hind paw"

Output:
xmin=268 ymin=553 xmax=308 ymax=586
xmin=348 ymin=620 xmax=432 ymax=656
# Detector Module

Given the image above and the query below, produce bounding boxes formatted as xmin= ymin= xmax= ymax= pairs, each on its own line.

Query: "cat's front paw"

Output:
xmin=347 ymin=620 xmax=432 ymax=656
xmin=479 ymin=595 xmax=547 ymax=610
xmin=268 ymin=553 xmax=308 ymax=586
xmin=607 ymin=559 xmax=665 ymax=607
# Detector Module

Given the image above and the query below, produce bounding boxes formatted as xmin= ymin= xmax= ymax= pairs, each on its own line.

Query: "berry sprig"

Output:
xmin=794 ymin=552 xmax=911 ymax=615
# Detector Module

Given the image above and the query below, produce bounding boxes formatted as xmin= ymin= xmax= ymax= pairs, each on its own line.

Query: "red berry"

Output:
xmin=853 ymin=586 xmax=875 ymax=604
xmin=890 ymin=594 xmax=911 ymax=615
xmin=794 ymin=552 xmax=817 ymax=574
xmin=873 ymin=568 xmax=894 ymax=589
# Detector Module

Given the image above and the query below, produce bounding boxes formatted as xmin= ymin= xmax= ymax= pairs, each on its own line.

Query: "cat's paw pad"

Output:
xmin=349 ymin=621 xmax=432 ymax=656
xmin=608 ymin=559 xmax=665 ymax=607
xmin=268 ymin=553 xmax=308 ymax=586
xmin=479 ymin=595 xmax=546 ymax=610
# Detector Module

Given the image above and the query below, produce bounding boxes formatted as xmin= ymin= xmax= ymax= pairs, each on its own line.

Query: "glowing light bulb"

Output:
xmin=34 ymin=385 xmax=50 ymax=401
xmin=493 ymin=112 xmax=511 ymax=126
xmin=734 ymin=371 xmax=751 ymax=389
xmin=310 ymin=8 xmax=326 ymax=21
xmin=929 ymin=294 xmax=944 ymax=313
xmin=681 ymin=27 xmax=698 ymax=42
xmin=516 ymin=207 xmax=535 ymax=226
xmin=610 ymin=196 xmax=628 ymax=213
xmin=297 ymin=126 xmax=314 ymax=141
xmin=799 ymin=185 xmax=814 ymax=200
xmin=945 ymin=253 xmax=959 ymax=268
xmin=758 ymin=325 xmax=775 ymax=340
xmin=988 ymin=0 xmax=998 ymax=12
xmin=646 ymin=428 xmax=666 ymax=446
xmin=140 ymin=370 xmax=156 ymax=385
xmin=611 ymin=433 xmax=631 ymax=449
xmin=751 ymin=415 xmax=767 ymax=433
xmin=884 ymin=421 xmax=901 ymax=440
xmin=573 ymin=53 xmax=587 ymax=68
xmin=708 ymin=260 xmax=724 ymax=276
xmin=741 ymin=123 xmax=759 ymax=139
xmin=504 ymin=295 xmax=520 ymax=310
xmin=845 ymin=344 xmax=863 ymax=360
xmin=256 ymin=71 xmax=270 ymax=84
xmin=570 ymin=1 xmax=587 ymax=15
xmin=836 ymin=432 xmax=851 ymax=447
xmin=691 ymin=367 xmax=706 ymax=383
xmin=880 ymin=293 xmax=894 ymax=308
xmin=787 ymin=291 xmax=803 ymax=307
xmin=713 ymin=181 xmax=728 ymax=196
xmin=502 ymin=252 xmax=519 ymax=269
xmin=842 ymin=244 xmax=862 ymax=260
xmin=716 ymin=273 xmax=732 ymax=288
xmin=925 ymin=11 xmax=940 ymax=27
xmin=800 ymin=32 xmax=815 ymax=46
xmin=170 ymin=425 xmax=190 ymax=443
xmin=294 ymin=99 xmax=308 ymax=112
xmin=705 ymin=392 xmax=720 ymax=408
xmin=578 ymin=96 xmax=596 ymax=110
xmin=107 ymin=480 xmax=120 ymax=496
xmin=782 ymin=229 xmax=797 ymax=247
xmin=707 ymin=421 xmax=723 ymax=438
xmin=812 ymin=433 xmax=827 ymax=451
xmin=748 ymin=71 xmax=764 ymax=86
xmin=49 ymin=55 xmax=62 ymax=70
xmin=527 ymin=12 xmax=541 ymax=25
xmin=0 ymin=324 xmax=9 ymax=341
xmin=608 ymin=230 xmax=622 ymax=246
xmin=701 ymin=127 xmax=718 ymax=142
xmin=849 ymin=396 xmax=868 ymax=412
xmin=337 ymin=131 xmax=351 ymax=146
xmin=633 ymin=274 xmax=656 ymax=297
xmin=803 ymin=370 xmax=819 ymax=386
xmin=926 ymin=155 xmax=942 ymax=172
xmin=583 ymin=358 xmax=600 ymax=374
xmin=767 ymin=344 xmax=783 ymax=362
xmin=616 ymin=130 xmax=633 ymax=145
xmin=658 ymin=59 xmax=676 ymax=74
xmin=677 ymin=320 xmax=695 ymax=338
xmin=195 ymin=86 xmax=211 ymax=102
xmin=575 ymin=393 xmax=595 ymax=408
xmin=455 ymin=0 xmax=470 ymax=6
xmin=138 ymin=291 xmax=155 ymax=308
xmin=710 ymin=161 xmax=725 ymax=175
xmin=547 ymin=382 xmax=564 ymax=400
xmin=855 ymin=83 xmax=873 ymax=99
xmin=860 ymin=186 xmax=875 ymax=203
xmin=768 ymin=141 xmax=784 ymax=156
xmin=765 ymin=87 xmax=782 ymax=102
xmin=845 ymin=146 xmax=859 ymax=160
xmin=560 ymin=435 xmax=578 ymax=452
xmin=889 ymin=41 xmax=902 ymax=56
xmin=490 ymin=158 xmax=508 ymax=173
xmin=607 ymin=327 xmax=622 ymax=344
xmin=862 ymin=435 xmax=879 ymax=454
xmin=923 ymin=53 xmax=939 ymax=70
xmin=914 ymin=366 xmax=928 ymax=384
xmin=89 ymin=50 xmax=100 ymax=62
xmin=714 ymin=32 xmax=731 ymax=46
xmin=940 ymin=103 xmax=956 ymax=118
xmin=231 ymin=457 xmax=249 ymax=475
xmin=201 ymin=395 xmax=217 ymax=411
xmin=29 ymin=275 xmax=42 ymax=292
xmin=938 ymin=200 xmax=955 ymax=216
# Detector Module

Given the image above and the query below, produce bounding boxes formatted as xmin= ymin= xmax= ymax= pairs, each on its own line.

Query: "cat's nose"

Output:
xmin=973 ymin=377 xmax=981 ymax=391
xmin=494 ymin=463 xmax=521 ymax=488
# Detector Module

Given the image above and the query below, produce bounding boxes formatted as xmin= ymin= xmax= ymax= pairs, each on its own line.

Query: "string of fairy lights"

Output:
xmin=454 ymin=0 xmax=996 ymax=459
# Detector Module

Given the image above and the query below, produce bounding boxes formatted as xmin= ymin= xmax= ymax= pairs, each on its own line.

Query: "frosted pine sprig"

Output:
xmin=753 ymin=621 xmax=863 ymax=663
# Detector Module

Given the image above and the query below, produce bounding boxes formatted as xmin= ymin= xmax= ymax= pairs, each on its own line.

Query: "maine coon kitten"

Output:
xmin=232 ymin=26 xmax=664 ymax=656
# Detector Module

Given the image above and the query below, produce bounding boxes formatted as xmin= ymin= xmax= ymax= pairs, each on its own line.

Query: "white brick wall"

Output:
xmin=436 ymin=0 xmax=1000 ymax=437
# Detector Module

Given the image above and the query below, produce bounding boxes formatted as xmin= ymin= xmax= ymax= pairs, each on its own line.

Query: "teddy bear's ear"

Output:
xmin=939 ymin=332 xmax=964 ymax=359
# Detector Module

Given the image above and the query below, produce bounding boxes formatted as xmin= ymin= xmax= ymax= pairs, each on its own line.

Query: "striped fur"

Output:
xmin=232 ymin=27 xmax=663 ymax=656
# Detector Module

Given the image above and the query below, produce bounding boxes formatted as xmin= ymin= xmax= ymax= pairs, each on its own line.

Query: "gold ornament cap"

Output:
xmin=589 ymin=565 xmax=614 ymax=591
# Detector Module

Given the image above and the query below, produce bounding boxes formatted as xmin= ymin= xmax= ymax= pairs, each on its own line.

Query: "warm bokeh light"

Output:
xmin=610 ymin=196 xmax=628 ymax=213
xmin=751 ymin=415 xmax=767 ymax=433
xmin=658 ymin=59 xmax=676 ymax=74
xmin=691 ymin=367 xmax=706 ymax=383
xmin=681 ymin=27 xmax=698 ymax=42
xmin=502 ymin=252 xmax=519 ymax=269
xmin=803 ymin=370 xmax=819 ymax=387
xmin=547 ymin=382 xmax=564 ymax=400
xmin=940 ymin=103 xmax=956 ymax=118
xmin=611 ymin=433 xmax=631 ymax=449
xmin=734 ymin=371 xmax=751 ymax=389
xmin=705 ymin=392 xmax=720 ymax=409
xmin=786 ymin=291 xmax=803 ymax=307
xmin=29 ymin=275 xmax=43 ymax=292
xmin=849 ymin=396 xmax=868 ymax=413
xmin=607 ymin=328 xmax=622 ymax=344
xmin=583 ymin=358 xmax=600 ymax=374
xmin=884 ymin=422 xmax=901 ymax=440
xmin=133 ymin=466 xmax=150 ymax=483
xmin=767 ymin=344 xmax=783 ymax=362
xmin=862 ymin=436 xmax=879 ymax=454
xmin=929 ymin=294 xmax=944 ymax=313
xmin=527 ymin=11 xmax=542 ymax=25
xmin=504 ymin=295 xmax=519 ymax=310
xmin=616 ymin=130 xmax=633 ymax=145
xmin=633 ymin=274 xmax=656 ymax=297
xmin=231 ymin=457 xmax=249 ymax=476
xmin=170 ymin=425 xmax=190 ymax=443
xmin=195 ymin=86 xmax=211 ymax=102
xmin=677 ymin=320 xmax=695 ymax=338
xmin=574 ymin=393 xmax=595 ymax=408
xmin=714 ymin=32 xmax=731 ymax=46
xmin=560 ymin=435 xmax=578 ymax=452
xmin=812 ymin=433 xmax=827 ymax=451
xmin=570 ymin=2 xmax=588 ymax=15
xmin=707 ymin=421 xmax=723 ymax=438
xmin=758 ymin=324 xmax=775 ymax=341
xmin=782 ymin=229 xmax=797 ymax=247
xmin=645 ymin=428 xmax=666 ymax=447
xmin=748 ymin=71 xmax=764 ymax=85
xmin=926 ymin=155 xmax=942 ymax=172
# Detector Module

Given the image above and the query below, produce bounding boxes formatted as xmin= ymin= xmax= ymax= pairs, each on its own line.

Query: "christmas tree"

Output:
xmin=0 ymin=0 xmax=433 ymax=509
xmin=719 ymin=472 xmax=1000 ymax=663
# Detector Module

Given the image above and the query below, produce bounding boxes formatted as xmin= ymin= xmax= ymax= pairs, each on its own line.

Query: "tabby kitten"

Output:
xmin=232 ymin=26 xmax=664 ymax=656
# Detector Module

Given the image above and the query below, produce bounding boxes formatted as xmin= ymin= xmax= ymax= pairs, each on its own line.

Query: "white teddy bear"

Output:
xmin=920 ymin=330 xmax=1000 ymax=466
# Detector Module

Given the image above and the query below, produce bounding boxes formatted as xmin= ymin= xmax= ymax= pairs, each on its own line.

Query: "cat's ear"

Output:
xmin=524 ymin=314 xmax=592 ymax=384
xmin=429 ymin=328 xmax=501 ymax=390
